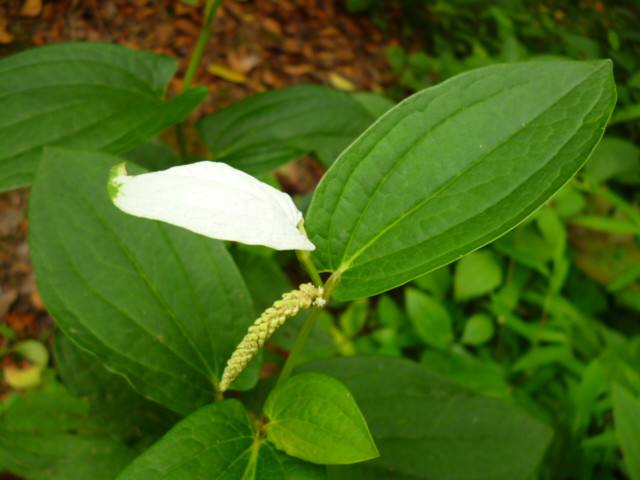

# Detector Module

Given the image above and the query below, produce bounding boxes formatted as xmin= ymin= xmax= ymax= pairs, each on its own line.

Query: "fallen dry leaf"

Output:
xmin=228 ymin=50 xmax=261 ymax=73
xmin=207 ymin=63 xmax=247 ymax=83
xmin=20 ymin=0 xmax=43 ymax=17
xmin=0 ymin=17 xmax=14 ymax=45
xmin=283 ymin=64 xmax=313 ymax=76
xmin=329 ymin=72 xmax=357 ymax=91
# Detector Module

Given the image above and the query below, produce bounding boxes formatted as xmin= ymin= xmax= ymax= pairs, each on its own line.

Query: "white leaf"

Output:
xmin=108 ymin=161 xmax=315 ymax=251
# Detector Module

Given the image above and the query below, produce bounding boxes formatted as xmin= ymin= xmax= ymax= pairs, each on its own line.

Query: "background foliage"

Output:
xmin=1 ymin=1 xmax=639 ymax=479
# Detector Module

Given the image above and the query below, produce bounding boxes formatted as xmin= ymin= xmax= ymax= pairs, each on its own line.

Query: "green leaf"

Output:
xmin=571 ymin=215 xmax=640 ymax=235
xmin=231 ymin=246 xmax=292 ymax=313
xmin=536 ymin=206 xmax=566 ymax=259
xmin=124 ymin=140 xmax=182 ymax=172
xmin=494 ymin=225 xmax=551 ymax=276
xmin=613 ymin=383 xmax=640 ymax=480
xmin=0 ymin=42 xmax=205 ymax=192
xmin=273 ymin=310 xmax=338 ymax=364
xmin=461 ymin=313 xmax=495 ymax=346
xmin=610 ymin=103 xmax=640 ymax=125
xmin=552 ymin=184 xmax=585 ymax=218
xmin=420 ymin=349 xmax=510 ymax=397
xmin=306 ymin=60 xmax=616 ymax=300
xmin=29 ymin=148 xmax=257 ymax=415
xmin=339 ymin=299 xmax=369 ymax=338
xmin=0 ymin=382 xmax=135 ymax=480
xmin=197 ymin=85 xmax=377 ymax=175
xmin=351 ymin=92 xmax=395 ymax=118
xmin=117 ymin=400 xmax=324 ymax=480
xmin=405 ymin=288 xmax=453 ymax=349
xmin=454 ymin=250 xmax=503 ymax=301
xmin=300 ymin=357 xmax=553 ymax=480
xmin=375 ymin=296 xmax=404 ymax=330
xmin=264 ymin=373 xmax=378 ymax=465
xmin=55 ymin=333 xmax=178 ymax=445
xmin=413 ymin=265 xmax=451 ymax=299
xmin=584 ymin=136 xmax=640 ymax=182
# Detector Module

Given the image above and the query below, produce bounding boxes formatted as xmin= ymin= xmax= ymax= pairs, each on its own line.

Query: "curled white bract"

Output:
xmin=108 ymin=161 xmax=315 ymax=251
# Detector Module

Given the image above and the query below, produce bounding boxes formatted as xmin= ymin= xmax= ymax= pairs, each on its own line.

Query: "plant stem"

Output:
xmin=175 ymin=0 xmax=222 ymax=159
xmin=276 ymin=307 xmax=322 ymax=388
xmin=296 ymin=250 xmax=322 ymax=286
xmin=183 ymin=0 xmax=222 ymax=91
xmin=276 ymin=271 xmax=340 ymax=387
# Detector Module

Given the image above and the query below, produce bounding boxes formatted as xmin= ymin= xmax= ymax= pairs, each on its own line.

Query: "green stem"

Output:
xmin=183 ymin=0 xmax=222 ymax=91
xmin=276 ymin=271 xmax=340 ymax=387
xmin=276 ymin=307 xmax=322 ymax=388
xmin=296 ymin=250 xmax=322 ymax=286
xmin=175 ymin=0 xmax=222 ymax=159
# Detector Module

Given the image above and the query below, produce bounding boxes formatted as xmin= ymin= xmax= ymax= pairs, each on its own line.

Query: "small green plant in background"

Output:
xmin=1 ymin=1 xmax=638 ymax=480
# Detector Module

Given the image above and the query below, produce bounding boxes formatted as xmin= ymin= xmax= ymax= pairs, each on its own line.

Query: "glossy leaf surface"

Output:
xmin=307 ymin=60 xmax=616 ymax=300
xmin=197 ymin=85 xmax=377 ymax=174
xmin=55 ymin=333 xmax=178 ymax=444
xmin=0 ymin=383 xmax=135 ymax=480
xmin=117 ymin=400 xmax=324 ymax=480
xmin=300 ymin=356 xmax=553 ymax=480
xmin=264 ymin=373 xmax=378 ymax=465
xmin=30 ymin=148 xmax=257 ymax=415
xmin=0 ymin=42 xmax=205 ymax=192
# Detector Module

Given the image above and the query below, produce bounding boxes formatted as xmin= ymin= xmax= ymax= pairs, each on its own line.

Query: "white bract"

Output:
xmin=108 ymin=161 xmax=315 ymax=251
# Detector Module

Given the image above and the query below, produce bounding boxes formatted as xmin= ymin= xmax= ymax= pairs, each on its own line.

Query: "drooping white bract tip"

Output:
xmin=107 ymin=161 xmax=315 ymax=251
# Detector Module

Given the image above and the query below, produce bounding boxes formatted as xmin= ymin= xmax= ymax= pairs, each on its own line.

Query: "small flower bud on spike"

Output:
xmin=219 ymin=283 xmax=325 ymax=392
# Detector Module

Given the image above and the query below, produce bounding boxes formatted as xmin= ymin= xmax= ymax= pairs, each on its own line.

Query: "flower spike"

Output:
xmin=219 ymin=283 xmax=325 ymax=392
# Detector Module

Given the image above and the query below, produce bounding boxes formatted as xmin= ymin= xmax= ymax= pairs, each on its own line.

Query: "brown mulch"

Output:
xmin=0 ymin=0 xmax=399 ymax=389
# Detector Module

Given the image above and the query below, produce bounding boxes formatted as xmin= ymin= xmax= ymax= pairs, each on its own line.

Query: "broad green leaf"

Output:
xmin=584 ymin=136 xmax=640 ymax=182
xmin=117 ymin=400 xmax=324 ymax=480
xmin=454 ymin=250 xmax=503 ymax=301
xmin=0 ymin=382 xmax=135 ymax=480
xmin=55 ymin=333 xmax=178 ymax=445
xmin=461 ymin=313 xmax=495 ymax=346
xmin=405 ymin=288 xmax=453 ymax=349
xmin=0 ymin=42 xmax=205 ymax=192
xmin=420 ymin=349 xmax=510 ymax=397
xmin=300 ymin=357 xmax=553 ymax=480
xmin=29 ymin=148 xmax=257 ymax=415
xmin=124 ymin=140 xmax=182 ymax=172
xmin=264 ymin=373 xmax=378 ymax=465
xmin=273 ymin=310 xmax=338 ymax=364
xmin=231 ymin=246 xmax=292 ymax=312
xmin=613 ymin=384 xmax=640 ymax=480
xmin=306 ymin=60 xmax=616 ymax=300
xmin=351 ymin=92 xmax=395 ymax=118
xmin=197 ymin=85 xmax=377 ymax=175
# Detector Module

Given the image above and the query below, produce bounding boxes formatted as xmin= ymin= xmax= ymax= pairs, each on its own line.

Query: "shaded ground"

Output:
xmin=0 ymin=0 xmax=398 ymax=391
